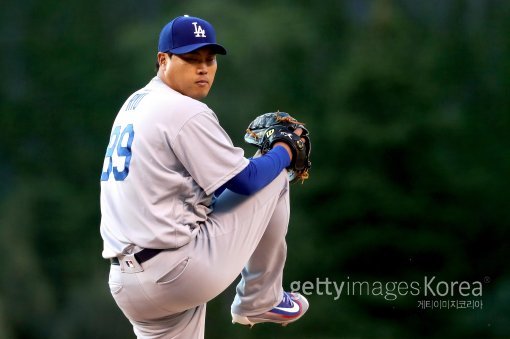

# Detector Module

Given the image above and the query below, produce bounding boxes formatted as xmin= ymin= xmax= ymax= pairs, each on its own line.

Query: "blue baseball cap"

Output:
xmin=158 ymin=15 xmax=227 ymax=55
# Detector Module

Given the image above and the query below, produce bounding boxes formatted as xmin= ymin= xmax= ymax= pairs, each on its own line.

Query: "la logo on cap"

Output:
xmin=192 ymin=22 xmax=206 ymax=38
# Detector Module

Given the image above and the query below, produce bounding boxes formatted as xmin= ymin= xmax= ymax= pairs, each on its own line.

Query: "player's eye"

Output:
xmin=180 ymin=55 xmax=198 ymax=63
xmin=180 ymin=54 xmax=215 ymax=65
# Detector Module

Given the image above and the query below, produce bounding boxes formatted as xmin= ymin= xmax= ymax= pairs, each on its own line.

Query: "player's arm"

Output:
xmin=216 ymin=145 xmax=290 ymax=196
xmin=216 ymin=128 xmax=304 ymax=196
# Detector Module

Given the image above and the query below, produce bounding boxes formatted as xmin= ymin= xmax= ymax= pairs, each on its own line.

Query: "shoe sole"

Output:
xmin=231 ymin=313 xmax=295 ymax=327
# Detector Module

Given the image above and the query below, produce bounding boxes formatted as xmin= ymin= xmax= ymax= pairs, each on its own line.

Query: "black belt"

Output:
xmin=110 ymin=248 xmax=162 ymax=266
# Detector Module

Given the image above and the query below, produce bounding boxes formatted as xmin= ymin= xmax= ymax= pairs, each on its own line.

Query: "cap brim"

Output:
xmin=170 ymin=43 xmax=227 ymax=55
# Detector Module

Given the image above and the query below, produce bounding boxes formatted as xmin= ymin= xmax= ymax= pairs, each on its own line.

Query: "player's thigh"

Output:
xmin=130 ymin=172 xmax=290 ymax=312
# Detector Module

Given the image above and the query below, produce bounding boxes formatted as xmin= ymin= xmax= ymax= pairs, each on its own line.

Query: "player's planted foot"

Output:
xmin=231 ymin=292 xmax=309 ymax=327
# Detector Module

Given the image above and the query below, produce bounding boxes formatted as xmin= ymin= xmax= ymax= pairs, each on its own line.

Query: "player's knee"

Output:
xmin=273 ymin=170 xmax=289 ymax=193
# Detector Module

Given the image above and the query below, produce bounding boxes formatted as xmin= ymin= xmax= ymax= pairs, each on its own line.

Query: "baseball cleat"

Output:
xmin=232 ymin=292 xmax=309 ymax=327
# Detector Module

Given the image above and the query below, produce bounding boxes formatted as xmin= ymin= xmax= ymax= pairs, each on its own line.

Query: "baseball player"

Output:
xmin=100 ymin=15 xmax=310 ymax=338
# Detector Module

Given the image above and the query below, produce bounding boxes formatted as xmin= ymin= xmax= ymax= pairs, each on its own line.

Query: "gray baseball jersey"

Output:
xmin=100 ymin=76 xmax=249 ymax=258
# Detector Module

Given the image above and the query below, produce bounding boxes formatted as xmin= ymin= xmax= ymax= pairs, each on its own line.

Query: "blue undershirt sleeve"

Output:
xmin=216 ymin=146 xmax=291 ymax=196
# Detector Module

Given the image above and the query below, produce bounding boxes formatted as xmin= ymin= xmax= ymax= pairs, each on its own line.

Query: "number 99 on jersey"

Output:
xmin=100 ymin=124 xmax=135 ymax=182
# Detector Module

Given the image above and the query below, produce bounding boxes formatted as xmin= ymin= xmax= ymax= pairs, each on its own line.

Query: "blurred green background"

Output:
xmin=1 ymin=0 xmax=509 ymax=338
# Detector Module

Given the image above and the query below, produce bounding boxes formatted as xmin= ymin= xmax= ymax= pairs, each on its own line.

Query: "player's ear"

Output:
xmin=157 ymin=52 xmax=170 ymax=69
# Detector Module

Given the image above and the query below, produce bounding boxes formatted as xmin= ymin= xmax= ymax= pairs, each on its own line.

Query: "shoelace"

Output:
xmin=277 ymin=292 xmax=293 ymax=308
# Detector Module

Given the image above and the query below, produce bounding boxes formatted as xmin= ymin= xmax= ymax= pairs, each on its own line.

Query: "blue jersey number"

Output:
xmin=100 ymin=124 xmax=135 ymax=181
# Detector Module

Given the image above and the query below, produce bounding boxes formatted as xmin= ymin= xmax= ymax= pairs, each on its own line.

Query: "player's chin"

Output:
xmin=190 ymin=87 xmax=211 ymax=100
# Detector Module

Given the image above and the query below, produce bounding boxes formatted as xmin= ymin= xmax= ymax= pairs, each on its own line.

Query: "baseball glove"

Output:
xmin=244 ymin=111 xmax=311 ymax=183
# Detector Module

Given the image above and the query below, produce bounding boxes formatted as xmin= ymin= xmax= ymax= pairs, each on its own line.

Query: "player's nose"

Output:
xmin=197 ymin=62 xmax=208 ymax=74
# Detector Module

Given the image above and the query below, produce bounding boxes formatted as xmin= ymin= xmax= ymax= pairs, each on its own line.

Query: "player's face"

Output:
xmin=159 ymin=47 xmax=218 ymax=100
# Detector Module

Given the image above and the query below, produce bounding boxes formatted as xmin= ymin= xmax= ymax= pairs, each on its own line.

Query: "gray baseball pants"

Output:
xmin=108 ymin=171 xmax=290 ymax=338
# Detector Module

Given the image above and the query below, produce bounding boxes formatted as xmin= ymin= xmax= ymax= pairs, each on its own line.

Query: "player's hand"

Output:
xmin=273 ymin=128 xmax=304 ymax=161
xmin=244 ymin=111 xmax=311 ymax=183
